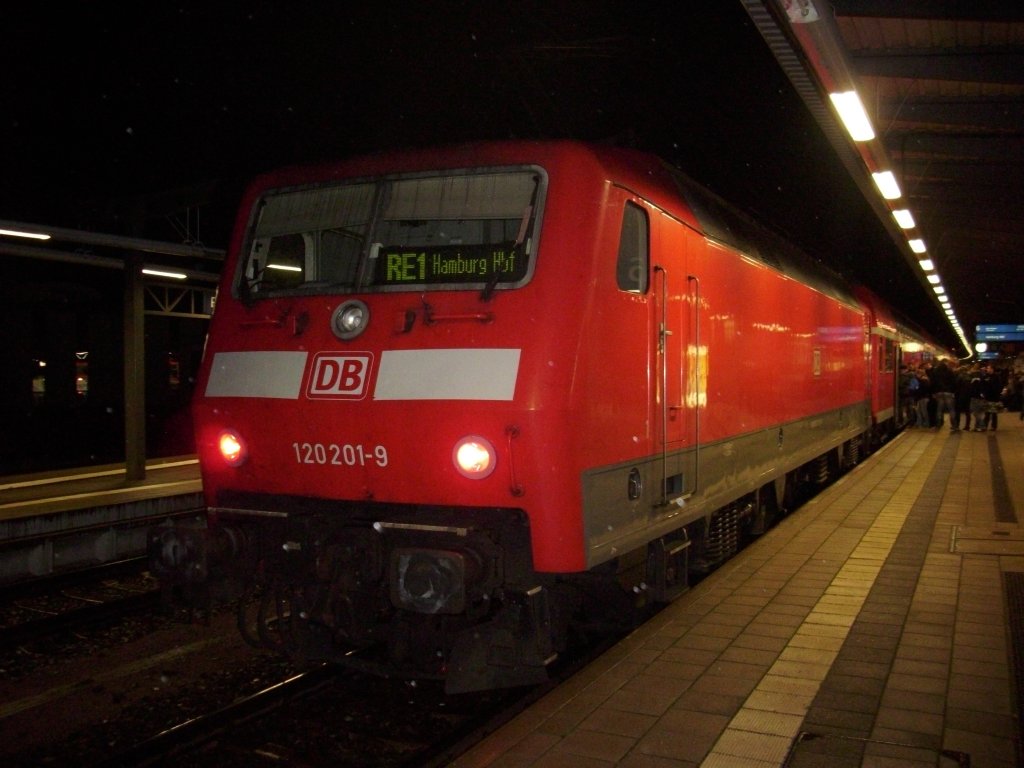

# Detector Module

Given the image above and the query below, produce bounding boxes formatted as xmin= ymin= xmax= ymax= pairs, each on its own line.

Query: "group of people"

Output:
xmin=899 ymin=358 xmax=1018 ymax=432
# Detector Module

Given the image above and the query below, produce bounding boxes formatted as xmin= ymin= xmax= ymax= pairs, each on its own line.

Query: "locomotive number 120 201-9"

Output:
xmin=292 ymin=442 xmax=389 ymax=467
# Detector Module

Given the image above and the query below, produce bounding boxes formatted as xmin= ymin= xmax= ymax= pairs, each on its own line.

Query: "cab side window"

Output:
xmin=616 ymin=202 xmax=649 ymax=293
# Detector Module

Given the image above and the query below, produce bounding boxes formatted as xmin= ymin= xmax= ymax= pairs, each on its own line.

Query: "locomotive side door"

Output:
xmin=581 ymin=195 xmax=699 ymax=569
xmin=651 ymin=214 xmax=697 ymax=508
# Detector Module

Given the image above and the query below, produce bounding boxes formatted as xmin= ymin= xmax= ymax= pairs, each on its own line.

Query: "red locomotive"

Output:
xmin=150 ymin=141 xmax=936 ymax=692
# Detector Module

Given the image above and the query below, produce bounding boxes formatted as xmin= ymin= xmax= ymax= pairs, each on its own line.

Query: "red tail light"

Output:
xmin=218 ymin=430 xmax=247 ymax=466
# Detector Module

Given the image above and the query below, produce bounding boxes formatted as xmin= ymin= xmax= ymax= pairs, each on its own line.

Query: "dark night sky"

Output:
xmin=1 ymin=3 xmax=822 ymax=220
xmin=0 ymin=1 xmax=950 ymax=342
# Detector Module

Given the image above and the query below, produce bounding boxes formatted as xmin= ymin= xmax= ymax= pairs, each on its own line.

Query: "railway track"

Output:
xmin=0 ymin=557 xmax=162 ymax=654
xmin=83 ymin=611 xmax=630 ymax=767
xmin=67 ymin=662 xmax=531 ymax=767
xmin=0 ymin=559 xmax=543 ymax=768
xmin=94 ymin=664 xmax=340 ymax=767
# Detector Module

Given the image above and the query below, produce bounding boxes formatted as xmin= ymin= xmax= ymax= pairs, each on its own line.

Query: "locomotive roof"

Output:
xmin=650 ymin=159 xmax=861 ymax=313
xmin=241 ymin=139 xmax=863 ymax=313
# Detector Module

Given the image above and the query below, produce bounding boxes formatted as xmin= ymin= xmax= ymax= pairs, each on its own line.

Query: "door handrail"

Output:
xmin=688 ymin=274 xmax=700 ymax=496
xmin=654 ymin=265 xmax=670 ymax=507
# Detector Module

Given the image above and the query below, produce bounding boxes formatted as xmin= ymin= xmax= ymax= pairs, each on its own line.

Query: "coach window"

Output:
xmin=617 ymin=202 xmax=649 ymax=293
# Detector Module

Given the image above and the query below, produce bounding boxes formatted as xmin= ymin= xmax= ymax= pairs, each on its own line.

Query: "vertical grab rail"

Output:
xmin=687 ymin=274 xmax=700 ymax=496
xmin=654 ymin=265 xmax=670 ymax=506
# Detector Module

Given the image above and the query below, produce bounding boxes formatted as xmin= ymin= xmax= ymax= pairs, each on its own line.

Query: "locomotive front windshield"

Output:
xmin=240 ymin=168 xmax=544 ymax=298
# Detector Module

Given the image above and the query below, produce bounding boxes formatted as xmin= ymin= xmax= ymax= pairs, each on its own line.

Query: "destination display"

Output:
xmin=374 ymin=243 xmax=527 ymax=285
xmin=976 ymin=323 xmax=1024 ymax=341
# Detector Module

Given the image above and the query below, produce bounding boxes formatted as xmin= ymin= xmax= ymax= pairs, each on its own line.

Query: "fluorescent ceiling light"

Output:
xmin=927 ymin=274 xmax=941 ymax=284
xmin=871 ymin=171 xmax=902 ymax=200
xmin=267 ymin=263 xmax=302 ymax=272
xmin=909 ymin=239 xmax=926 ymax=253
xmin=142 ymin=268 xmax=187 ymax=280
xmin=0 ymin=228 xmax=50 ymax=240
xmin=829 ymin=91 xmax=875 ymax=141
xmin=918 ymin=259 xmax=935 ymax=271
xmin=892 ymin=209 xmax=915 ymax=229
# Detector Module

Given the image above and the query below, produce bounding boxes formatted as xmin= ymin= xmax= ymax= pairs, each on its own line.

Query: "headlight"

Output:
xmin=331 ymin=299 xmax=370 ymax=340
xmin=452 ymin=435 xmax=496 ymax=479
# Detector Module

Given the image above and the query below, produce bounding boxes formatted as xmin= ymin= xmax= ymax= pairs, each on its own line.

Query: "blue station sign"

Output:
xmin=976 ymin=324 xmax=1024 ymax=341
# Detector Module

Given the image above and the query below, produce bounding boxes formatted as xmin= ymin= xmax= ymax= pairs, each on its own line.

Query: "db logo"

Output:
xmin=307 ymin=353 xmax=373 ymax=399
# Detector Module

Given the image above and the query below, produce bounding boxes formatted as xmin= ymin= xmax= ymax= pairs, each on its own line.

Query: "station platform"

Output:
xmin=0 ymin=457 xmax=202 ymax=584
xmin=453 ymin=417 xmax=1024 ymax=768
xmin=0 ymin=456 xmax=201 ymax=521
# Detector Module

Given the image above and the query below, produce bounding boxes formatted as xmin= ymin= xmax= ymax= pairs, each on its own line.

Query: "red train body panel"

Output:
xmin=153 ymin=141 xmax=931 ymax=692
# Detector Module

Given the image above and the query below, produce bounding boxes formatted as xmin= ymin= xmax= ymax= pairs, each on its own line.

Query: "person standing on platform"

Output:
xmin=1010 ymin=371 xmax=1024 ymax=421
xmin=930 ymin=359 xmax=958 ymax=430
xmin=969 ymin=365 xmax=989 ymax=431
xmin=954 ymin=363 xmax=973 ymax=431
xmin=899 ymin=365 xmax=920 ymax=426
xmin=914 ymin=366 xmax=932 ymax=428
xmin=982 ymin=364 xmax=1004 ymax=431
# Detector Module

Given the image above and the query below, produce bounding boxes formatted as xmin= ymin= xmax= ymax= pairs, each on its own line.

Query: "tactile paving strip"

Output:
xmin=1002 ymin=571 xmax=1024 ymax=768
xmin=988 ymin=438 xmax=1017 ymax=524
xmin=784 ymin=438 xmax=959 ymax=767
